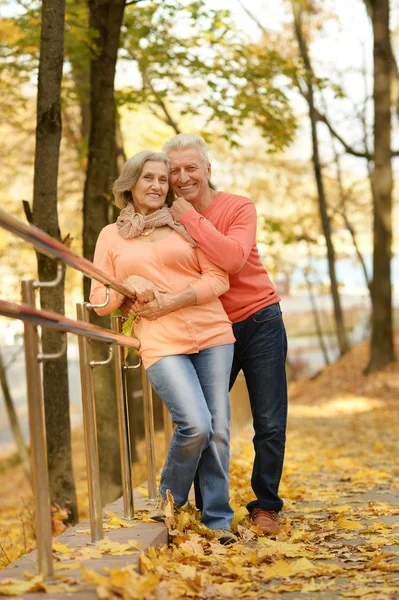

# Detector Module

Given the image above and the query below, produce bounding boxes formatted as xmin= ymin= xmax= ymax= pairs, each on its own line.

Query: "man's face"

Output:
xmin=168 ymin=148 xmax=211 ymax=206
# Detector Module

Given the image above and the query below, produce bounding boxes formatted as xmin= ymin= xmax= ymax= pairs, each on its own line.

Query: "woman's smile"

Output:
xmin=131 ymin=161 xmax=169 ymax=215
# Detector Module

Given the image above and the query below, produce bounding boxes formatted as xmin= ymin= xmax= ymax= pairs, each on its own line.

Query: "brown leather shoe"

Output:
xmin=250 ymin=508 xmax=280 ymax=534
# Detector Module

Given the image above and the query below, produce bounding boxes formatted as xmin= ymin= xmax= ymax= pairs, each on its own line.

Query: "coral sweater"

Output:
xmin=180 ymin=192 xmax=280 ymax=323
xmin=90 ymin=225 xmax=234 ymax=367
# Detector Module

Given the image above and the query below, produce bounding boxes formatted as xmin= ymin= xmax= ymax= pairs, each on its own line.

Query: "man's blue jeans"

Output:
xmin=230 ymin=302 xmax=288 ymax=513
xmin=146 ymin=344 xmax=234 ymax=530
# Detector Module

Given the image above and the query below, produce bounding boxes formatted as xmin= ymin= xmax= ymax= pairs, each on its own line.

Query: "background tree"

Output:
xmin=30 ymin=0 xmax=78 ymax=524
xmin=308 ymin=0 xmax=397 ymax=371
xmin=81 ymin=0 xmax=127 ymax=504
xmin=291 ymin=0 xmax=349 ymax=356
xmin=367 ymin=0 xmax=396 ymax=371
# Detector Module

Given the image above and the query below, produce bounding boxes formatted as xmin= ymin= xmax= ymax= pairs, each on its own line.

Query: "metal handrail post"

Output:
xmin=111 ymin=316 xmax=134 ymax=519
xmin=21 ymin=280 xmax=54 ymax=580
xmin=76 ymin=302 xmax=103 ymax=541
xmin=141 ymin=366 xmax=157 ymax=499
xmin=163 ymin=405 xmax=174 ymax=457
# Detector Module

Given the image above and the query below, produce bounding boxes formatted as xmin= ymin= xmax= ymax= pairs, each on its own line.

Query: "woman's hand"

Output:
xmin=134 ymin=293 xmax=173 ymax=320
xmin=134 ymin=286 xmax=196 ymax=320
xmin=120 ymin=297 xmax=135 ymax=318
xmin=122 ymin=275 xmax=162 ymax=305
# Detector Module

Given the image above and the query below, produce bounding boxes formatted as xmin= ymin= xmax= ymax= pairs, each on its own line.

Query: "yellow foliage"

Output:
xmin=81 ymin=566 xmax=109 ymax=587
xmin=336 ymin=516 xmax=364 ymax=530
xmin=0 ymin=332 xmax=399 ymax=598
xmin=231 ymin=506 xmax=248 ymax=530
xmin=104 ymin=510 xmax=138 ymax=529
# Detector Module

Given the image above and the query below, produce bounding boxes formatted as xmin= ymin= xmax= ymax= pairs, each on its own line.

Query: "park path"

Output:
xmin=1 ymin=335 xmax=399 ymax=599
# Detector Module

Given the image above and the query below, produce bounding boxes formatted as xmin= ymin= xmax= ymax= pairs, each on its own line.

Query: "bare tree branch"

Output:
xmin=237 ymin=0 xmax=267 ymax=35
xmin=22 ymin=200 xmax=33 ymax=224
xmin=144 ymin=76 xmax=181 ymax=134
xmin=314 ymin=109 xmax=372 ymax=159
xmin=238 ymin=0 xmax=399 ymax=159
xmin=292 ymin=0 xmax=349 ymax=356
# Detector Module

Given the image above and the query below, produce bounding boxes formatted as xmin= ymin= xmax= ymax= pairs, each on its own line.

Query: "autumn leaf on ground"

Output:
xmin=104 ymin=510 xmax=137 ymax=529
xmin=1 ymin=332 xmax=399 ymax=599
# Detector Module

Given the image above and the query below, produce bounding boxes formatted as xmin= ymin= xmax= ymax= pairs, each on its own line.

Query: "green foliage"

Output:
xmin=112 ymin=311 xmax=137 ymax=360
xmin=1 ymin=0 xmax=296 ymax=153
xmin=120 ymin=0 xmax=296 ymax=150
xmin=0 ymin=4 xmax=38 ymax=121
xmin=121 ymin=314 xmax=136 ymax=338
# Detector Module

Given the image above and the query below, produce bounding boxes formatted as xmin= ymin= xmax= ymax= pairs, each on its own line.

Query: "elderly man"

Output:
xmin=160 ymin=133 xmax=288 ymax=535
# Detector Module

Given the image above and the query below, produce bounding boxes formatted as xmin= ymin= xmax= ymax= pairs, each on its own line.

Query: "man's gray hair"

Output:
xmin=162 ymin=133 xmax=210 ymax=166
xmin=112 ymin=150 xmax=173 ymax=209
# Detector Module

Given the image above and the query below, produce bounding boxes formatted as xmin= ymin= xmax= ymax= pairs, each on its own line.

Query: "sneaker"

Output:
xmin=148 ymin=494 xmax=169 ymax=521
xmin=250 ymin=508 xmax=280 ymax=534
xmin=213 ymin=529 xmax=238 ymax=545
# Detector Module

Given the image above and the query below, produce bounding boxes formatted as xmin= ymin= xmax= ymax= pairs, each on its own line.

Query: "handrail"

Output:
xmin=0 ymin=208 xmax=135 ymax=299
xmin=0 ymin=300 xmax=140 ymax=349
xmin=0 ymin=208 xmax=165 ymax=580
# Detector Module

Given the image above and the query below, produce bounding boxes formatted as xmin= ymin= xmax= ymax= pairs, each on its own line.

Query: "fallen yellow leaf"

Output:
xmin=81 ymin=566 xmax=109 ymax=587
xmin=231 ymin=506 xmax=248 ymax=530
xmin=337 ymin=516 xmax=364 ymax=530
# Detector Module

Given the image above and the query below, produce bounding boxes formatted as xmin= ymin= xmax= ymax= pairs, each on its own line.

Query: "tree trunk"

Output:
xmin=292 ymin=1 xmax=349 ymax=356
xmin=304 ymin=245 xmax=330 ymax=367
xmin=32 ymin=0 xmax=78 ymax=524
xmin=364 ymin=0 xmax=399 ymax=121
xmin=83 ymin=0 xmax=126 ymax=505
xmin=0 ymin=351 xmax=31 ymax=482
xmin=367 ymin=0 xmax=395 ymax=372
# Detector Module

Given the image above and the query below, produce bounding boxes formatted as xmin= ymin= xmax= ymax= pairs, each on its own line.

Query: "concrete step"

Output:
xmin=0 ymin=490 xmax=167 ymax=599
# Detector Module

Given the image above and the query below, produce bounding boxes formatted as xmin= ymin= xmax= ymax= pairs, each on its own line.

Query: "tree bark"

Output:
xmin=32 ymin=0 xmax=78 ymax=524
xmin=83 ymin=0 xmax=126 ymax=278
xmin=367 ymin=0 xmax=395 ymax=372
xmin=83 ymin=0 xmax=126 ymax=505
xmin=292 ymin=1 xmax=349 ymax=356
xmin=364 ymin=0 xmax=399 ymax=121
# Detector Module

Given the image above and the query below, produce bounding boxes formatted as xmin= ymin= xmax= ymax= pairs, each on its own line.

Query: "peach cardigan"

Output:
xmin=90 ymin=224 xmax=235 ymax=368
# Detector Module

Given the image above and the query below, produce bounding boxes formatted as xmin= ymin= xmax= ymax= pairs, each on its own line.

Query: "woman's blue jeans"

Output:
xmin=146 ymin=344 xmax=234 ymax=530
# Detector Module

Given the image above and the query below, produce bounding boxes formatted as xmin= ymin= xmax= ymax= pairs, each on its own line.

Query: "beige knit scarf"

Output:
xmin=116 ymin=203 xmax=197 ymax=246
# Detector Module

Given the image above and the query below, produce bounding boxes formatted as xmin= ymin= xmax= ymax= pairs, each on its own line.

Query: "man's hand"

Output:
xmin=171 ymin=196 xmax=193 ymax=222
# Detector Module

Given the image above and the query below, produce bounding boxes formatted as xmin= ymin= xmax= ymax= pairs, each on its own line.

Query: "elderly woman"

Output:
xmin=90 ymin=151 xmax=237 ymax=544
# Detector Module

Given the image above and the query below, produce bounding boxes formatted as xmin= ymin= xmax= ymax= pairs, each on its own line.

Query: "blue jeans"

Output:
xmin=231 ymin=302 xmax=288 ymax=513
xmin=146 ymin=344 xmax=234 ymax=530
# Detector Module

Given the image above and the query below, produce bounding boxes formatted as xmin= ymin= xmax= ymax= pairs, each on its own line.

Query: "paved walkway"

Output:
xmin=0 ymin=490 xmax=166 ymax=599
xmin=1 ymin=345 xmax=399 ymax=599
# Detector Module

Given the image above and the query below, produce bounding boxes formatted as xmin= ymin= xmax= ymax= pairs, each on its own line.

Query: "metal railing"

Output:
xmin=0 ymin=208 xmax=174 ymax=580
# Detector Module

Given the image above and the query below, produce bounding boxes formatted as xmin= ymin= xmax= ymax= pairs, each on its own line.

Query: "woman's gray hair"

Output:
xmin=112 ymin=150 xmax=173 ymax=209
xmin=162 ymin=133 xmax=210 ymax=166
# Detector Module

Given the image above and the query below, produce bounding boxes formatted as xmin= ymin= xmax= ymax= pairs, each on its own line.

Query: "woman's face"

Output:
xmin=130 ymin=161 xmax=169 ymax=215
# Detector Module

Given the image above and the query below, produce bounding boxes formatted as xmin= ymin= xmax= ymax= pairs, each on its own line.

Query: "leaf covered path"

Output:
xmin=1 ymin=334 xmax=399 ymax=599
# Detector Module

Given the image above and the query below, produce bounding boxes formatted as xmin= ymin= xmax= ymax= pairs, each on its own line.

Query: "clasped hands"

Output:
xmin=119 ymin=275 xmax=170 ymax=320
xmin=118 ymin=196 xmax=192 ymax=320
